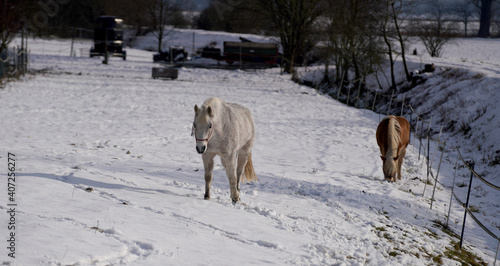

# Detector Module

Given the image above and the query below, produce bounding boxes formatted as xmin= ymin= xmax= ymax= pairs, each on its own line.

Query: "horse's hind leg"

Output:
xmin=222 ymin=153 xmax=239 ymax=203
xmin=202 ymin=153 xmax=215 ymax=200
xmin=397 ymin=148 xmax=407 ymax=180
xmin=236 ymin=150 xmax=250 ymax=192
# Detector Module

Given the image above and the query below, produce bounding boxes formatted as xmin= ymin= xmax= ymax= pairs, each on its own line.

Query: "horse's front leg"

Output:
xmin=202 ymin=153 xmax=215 ymax=200
xmin=397 ymin=148 xmax=407 ymax=180
xmin=222 ymin=153 xmax=239 ymax=203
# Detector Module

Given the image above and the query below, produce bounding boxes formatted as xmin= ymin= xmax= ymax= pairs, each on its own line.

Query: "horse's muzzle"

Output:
xmin=196 ymin=145 xmax=206 ymax=154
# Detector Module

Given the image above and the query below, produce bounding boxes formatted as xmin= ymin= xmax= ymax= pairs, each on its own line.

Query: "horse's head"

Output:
xmin=381 ymin=155 xmax=399 ymax=182
xmin=193 ymin=104 xmax=214 ymax=154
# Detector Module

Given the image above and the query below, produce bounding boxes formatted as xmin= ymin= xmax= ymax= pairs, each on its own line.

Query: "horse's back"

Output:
xmin=376 ymin=116 xmax=410 ymax=151
xmin=395 ymin=116 xmax=410 ymax=147
xmin=376 ymin=117 xmax=390 ymax=153
xmin=224 ymin=102 xmax=255 ymax=146
xmin=227 ymin=103 xmax=255 ymax=129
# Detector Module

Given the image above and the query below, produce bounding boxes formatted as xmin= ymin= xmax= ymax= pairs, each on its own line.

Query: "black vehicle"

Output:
xmin=90 ymin=16 xmax=126 ymax=60
xmin=153 ymin=46 xmax=187 ymax=63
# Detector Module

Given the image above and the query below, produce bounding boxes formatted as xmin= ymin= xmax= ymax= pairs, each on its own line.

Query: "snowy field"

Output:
xmin=1 ymin=32 xmax=499 ymax=265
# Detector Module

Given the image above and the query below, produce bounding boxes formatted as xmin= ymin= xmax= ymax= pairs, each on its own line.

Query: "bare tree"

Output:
xmin=322 ymin=0 xmax=385 ymax=98
xmin=145 ymin=0 xmax=184 ymax=52
xmin=379 ymin=0 xmax=397 ymax=90
xmin=255 ymin=0 xmax=323 ymax=76
xmin=453 ymin=0 xmax=474 ymax=37
xmin=390 ymin=0 xmax=418 ymax=83
xmin=474 ymin=0 xmax=495 ymax=37
xmin=416 ymin=0 xmax=455 ymax=57
xmin=0 ymin=0 xmax=30 ymax=54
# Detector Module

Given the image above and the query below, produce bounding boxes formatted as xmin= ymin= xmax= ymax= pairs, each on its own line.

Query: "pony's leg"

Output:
xmin=397 ymin=148 xmax=407 ymax=180
xmin=202 ymin=153 xmax=215 ymax=200
xmin=236 ymin=150 xmax=250 ymax=192
xmin=221 ymin=153 xmax=239 ymax=203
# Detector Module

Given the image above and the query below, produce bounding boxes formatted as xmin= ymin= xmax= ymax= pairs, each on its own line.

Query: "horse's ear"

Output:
xmin=194 ymin=105 xmax=199 ymax=114
xmin=380 ymin=156 xmax=384 ymax=161
xmin=207 ymin=106 xmax=213 ymax=117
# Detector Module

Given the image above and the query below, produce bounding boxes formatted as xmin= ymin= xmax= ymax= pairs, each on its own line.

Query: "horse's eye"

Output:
xmin=208 ymin=124 xmax=213 ymax=129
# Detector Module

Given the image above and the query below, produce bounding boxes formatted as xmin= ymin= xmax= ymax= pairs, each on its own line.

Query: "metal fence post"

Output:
xmin=417 ymin=118 xmax=422 ymax=158
xmin=372 ymin=92 xmax=378 ymax=111
xmin=356 ymin=80 xmax=362 ymax=108
xmin=447 ymin=152 xmax=460 ymax=226
xmin=387 ymin=89 xmax=394 ymax=116
xmin=409 ymin=110 xmax=412 ymax=145
xmin=347 ymin=85 xmax=352 ymax=106
xmin=400 ymin=94 xmax=406 ymax=116
xmin=424 ymin=134 xmax=431 ymax=196
xmin=430 ymin=126 xmax=444 ymax=169
xmin=338 ymin=71 xmax=345 ymax=100
xmin=430 ymin=142 xmax=445 ymax=209
xmin=494 ymin=238 xmax=499 ymax=266
xmin=460 ymin=162 xmax=475 ymax=249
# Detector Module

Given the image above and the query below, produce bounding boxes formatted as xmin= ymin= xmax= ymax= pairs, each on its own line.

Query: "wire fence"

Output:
xmin=417 ymin=110 xmax=500 ymax=266
xmin=0 ymin=46 xmax=29 ymax=80
xmin=323 ymin=81 xmax=500 ymax=264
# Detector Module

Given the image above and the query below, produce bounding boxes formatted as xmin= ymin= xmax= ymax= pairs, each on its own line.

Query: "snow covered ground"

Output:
xmin=1 ymin=33 xmax=499 ymax=265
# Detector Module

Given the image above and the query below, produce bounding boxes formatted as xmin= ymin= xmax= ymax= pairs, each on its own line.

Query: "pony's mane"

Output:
xmin=202 ymin=97 xmax=223 ymax=109
xmin=386 ymin=116 xmax=402 ymax=158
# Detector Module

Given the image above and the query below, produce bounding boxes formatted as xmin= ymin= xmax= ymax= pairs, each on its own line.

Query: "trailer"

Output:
xmin=223 ymin=41 xmax=279 ymax=65
xmin=90 ymin=16 xmax=126 ymax=60
xmin=199 ymin=38 xmax=279 ymax=67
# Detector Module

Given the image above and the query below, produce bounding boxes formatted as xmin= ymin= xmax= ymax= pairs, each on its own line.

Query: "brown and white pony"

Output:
xmin=376 ymin=116 xmax=410 ymax=182
xmin=192 ymin=97 xmax=257 ymax=203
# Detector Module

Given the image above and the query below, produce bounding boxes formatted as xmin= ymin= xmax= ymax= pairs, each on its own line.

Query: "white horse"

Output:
xmin=192 ymin=97 xmax=257 ymax=203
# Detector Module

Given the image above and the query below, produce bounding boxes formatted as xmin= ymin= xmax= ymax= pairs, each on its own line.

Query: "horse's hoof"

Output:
xmin=204 ymin=194 xmax=210 ymax=200
xmin=232 ymin=197 xmax=239 ymax=204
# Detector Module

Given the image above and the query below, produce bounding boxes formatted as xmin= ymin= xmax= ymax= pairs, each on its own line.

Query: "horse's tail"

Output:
xmin=243 ymin=153 xmax=258 ymax=182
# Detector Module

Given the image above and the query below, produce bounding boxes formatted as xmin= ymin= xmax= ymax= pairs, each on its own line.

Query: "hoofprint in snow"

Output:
xmin=1 ymin=36 xmax=498 ymax=265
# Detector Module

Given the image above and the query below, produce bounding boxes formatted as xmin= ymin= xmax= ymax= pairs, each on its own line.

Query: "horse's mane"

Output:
xmin=380 ymin=116 xmax=401 ymax=177
xmin=385 ymin=116 xmax=401 ymax=158
xmin=202 ymin=97 xmax=223 ymax=107
xmin=386 ymin=116 xmax=402 ymax=158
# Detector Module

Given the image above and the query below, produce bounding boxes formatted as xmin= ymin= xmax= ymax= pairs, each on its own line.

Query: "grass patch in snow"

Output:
xmin=432 ymin=220 xmax=487 ymax=265
xmin=444 ymin=241 xmax=487 ymax=266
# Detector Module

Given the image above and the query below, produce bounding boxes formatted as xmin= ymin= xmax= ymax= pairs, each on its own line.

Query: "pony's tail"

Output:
xmin=243 ymin=153 xmax=258 ymax=182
